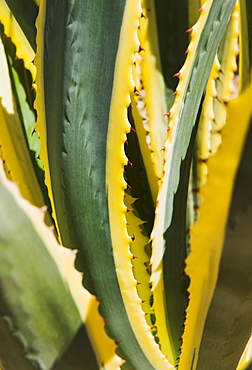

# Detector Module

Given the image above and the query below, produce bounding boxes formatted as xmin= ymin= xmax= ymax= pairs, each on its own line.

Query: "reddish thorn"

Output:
xmin=142 ymin=300 xmax=146 ymax=303
xmin=164 ymin=112 xmax=171 ymax=117
xmin=137 ymin=282 xmax=142 ymax=285
xmin=126 ymin=208 xmax=131 ymax=212
xmin=144 ymin=313 xmax=148 ymax=315
xmin=131 ymin=235 xmax=135 ymax=241
xmin=130 ymin=126 xmax=136 ymax=133
xmin=14 ymin=56 xmax=19 ymax=60
xmin=133 ymin=86 xmax=139 ymax=93
xmin=132 ymin=255 xmax=137 ymax=259
xmin=123 ymin=194 xmax=126 ymax=198
xmin=133 ymin=61 xmax=136 ymax=66
xmin=132 ymin=266 xmax=135 ymax=269
xmin=115 ymin=340 xmax=121 ymax=346
xmin=199 ymin=6 xmax=203 ymax=12
xmin=127 ymin=160 xmax=133 ymax=167
xmin=160 ymin=146 xmax=166 ymax=151
xmin=167 ymin=127 xmax=171 ymax=132
xmin=141 ymin=12 xmax=146 ymax=18
xmin=186 ymin=28 xmax=193 ymax=34
xmin=138 ymin=45 xmax=145 ymax=53
xmin=172 ymin=91 xmax=178 ymax=96
xmin=127 ymin=184 xmax=132 ymax=190
xmin=126 ymin=222 xmax=130 ymax=226
xmin=173 ymin=72 xmax=181 ymax=78
xmin=128 ymin=102 xmax=132 ymax=108
xmin=185 ymin=49 xmax=189 ymax=54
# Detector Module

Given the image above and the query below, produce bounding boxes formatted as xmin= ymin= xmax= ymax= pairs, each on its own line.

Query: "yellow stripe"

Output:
xmin=236 ymin=335 xmax=252 ymax=370
xmin=149 ymin=1 xmax=213 ymax=362
xmin=124 ymin=193 xmax=154 ymax=326
xmin=0 ymin=0 xmax=35 ymax=77
xmin=191 ymin=3 xmax=239 ymax=237
xmin=132 ymin=0 xmax=168 ymax=201
xmin=34 ymin=0 xmax=62 ymax=236
xmin=179 ymin=78 xmax=252 ymax=370
xmin=0 ymin=37 xmax=44 ymax=208
xmin=211 ymin=2 xmax=239 ymax=152
xmin=0 ymin=161 xmax=122 ymax=369
xmin=106 ymin=0 xmax=172 ymax=368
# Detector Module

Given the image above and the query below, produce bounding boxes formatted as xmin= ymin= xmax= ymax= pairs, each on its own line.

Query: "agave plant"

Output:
xmin=0 ymin=0 xmax=252 ymax=369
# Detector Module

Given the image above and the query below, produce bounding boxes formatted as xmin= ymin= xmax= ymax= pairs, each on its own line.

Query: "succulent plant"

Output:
xmin=0 ymin=0 xmax=252 ymax=369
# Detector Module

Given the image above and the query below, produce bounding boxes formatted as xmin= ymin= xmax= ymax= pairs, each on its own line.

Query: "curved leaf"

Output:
xmin=35 ymin=0 xmax=168 ymax=368
xmin=0 ymin=30 xmax=45 ymax=209
xmin=150 ymin=0 xmax=236 ymax=364
xmin=195 ymin=122 xmax=252 ymax=370
xmin=180 ymin=78 xmax=252 ymax=370
xmin=0 ymin=0 xmax=35 ymax=76
xmin=0 ymin=163 xmax=99 ymax=370
xmin=4 ymin=0 xmax=38 ymax=51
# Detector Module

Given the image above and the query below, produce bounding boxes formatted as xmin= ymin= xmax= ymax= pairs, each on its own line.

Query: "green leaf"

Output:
xmin=0 ymin=163 xmax=98 ymax=370
xmin=2 ymin=28 xmax=41 ymax=168
xmin=150 ymin=0 xmax=236 ymax=364
xmin=0 ymin=26 xmax=46 ymax=210
xmin=162 ymin=110 xmax=200 ymax=364
xmin=179 ymin=72 xmax=252 ymax=370
xmin=4 ymin=0 xmax=38 ymax=51
xmin=36 ymin=0 xmax=163 ymax=368
xmin=163 ymin=0 xmax=237 ymax=233
xmin=154 ymin=0 xmax=190 ymax=102
xmin=196 ymin=124 xmax=252 ymax=370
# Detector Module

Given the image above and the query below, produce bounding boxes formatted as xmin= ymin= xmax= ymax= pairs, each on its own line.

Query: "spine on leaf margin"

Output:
xmin=0 ymin=162 xmax=98 ymax=369
xmin=179 ymin=3 xmax=251 ymax=370
xmin=0 ymin=27 xmax=45 ymax=210
xmin=35 ymin=0 xmax=170 ymax=368
xmin=150 ymin=0 xmax=237 ymax=366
